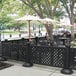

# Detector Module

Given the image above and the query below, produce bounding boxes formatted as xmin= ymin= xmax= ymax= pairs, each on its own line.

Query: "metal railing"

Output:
xmin=0 ymin=38 xmax=76 ymax=74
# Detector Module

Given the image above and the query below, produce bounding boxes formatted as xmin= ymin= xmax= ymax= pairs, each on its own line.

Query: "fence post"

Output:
xmin=0 ymin=40 xmax=7 ymax=61
xmin=61 ymin=40 xmax=73 ymax=74
xmin=23 ymin=42 xmax=33 ymax=67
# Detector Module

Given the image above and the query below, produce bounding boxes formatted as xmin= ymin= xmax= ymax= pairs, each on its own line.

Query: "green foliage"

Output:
xmin=54 ymin=10 xmax=64 ymax=19
xmin=5 ymin=22 xmax=27 ymax=29
xmin=0 ymin=16 xmax=13 ymax=24
xmin=0 ymin=0 xmax=64 ymax=19
xmin=0 ymin=0 xmax=29 ymax=17
xmin=21 ymin=0 xmax=64 ymax=19
xmin=0 ymin=0 xmax=66 ymax=30
xmin=60 ymin=0 xmax=68 ymax=4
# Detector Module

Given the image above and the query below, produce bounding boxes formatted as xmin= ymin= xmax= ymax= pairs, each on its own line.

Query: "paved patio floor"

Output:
xmin=0 ymin=60 xmax=76 ymax=76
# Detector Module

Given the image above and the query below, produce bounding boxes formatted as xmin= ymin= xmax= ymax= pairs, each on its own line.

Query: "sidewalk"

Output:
xmin=0 ymin=60 xmax=76 ymax=76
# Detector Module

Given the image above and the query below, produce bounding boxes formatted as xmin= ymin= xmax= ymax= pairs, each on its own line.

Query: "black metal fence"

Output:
xmin=30 ymin=45 xmax=65 ymax=67
xmin=2 ymin=42 xmax=28 ymax=61
xmin=0 ymin=39 xmax=76 ymax=69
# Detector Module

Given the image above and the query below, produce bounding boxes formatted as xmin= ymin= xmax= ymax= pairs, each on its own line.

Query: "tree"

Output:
xmin=0 ymin=0 xmax=64 ymax=40
xmin=0 ymin=16 xmax=13 ymax=24
xmin=21 ymin=0 xmax=64 ymax=40
xmin=60 ymin=0 xmax=76 ymax=24
xmin=21 ymin=0 xmax=63 ymax=19
xmin=0 ymin=0 xmax=30 ymax=30
xmin=60 ymin=0 xmax=76 ymax=40
xmin=0 ymin=0 xmax=35 ymax=17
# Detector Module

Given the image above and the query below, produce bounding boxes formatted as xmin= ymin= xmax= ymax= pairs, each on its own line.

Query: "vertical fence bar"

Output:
xmin=0 ymin=40 xmax=7 ymax=61
xmin=71 ymin=48 xmax=76 ymax=69
xmin=23 ymin=42 xmax=33 ymax=67
xmin=61 ymin=43 xmax=73 ymax=74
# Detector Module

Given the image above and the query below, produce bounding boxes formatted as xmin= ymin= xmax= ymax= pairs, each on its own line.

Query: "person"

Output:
xmin=10 ymin=34 xmax=12 ymax=38
xmin=34 ymin=33 xmax=36 ymax=37
xmin=63 ymin=32 xmax=67 ymax=38
xmin=35 ymin=36 xmax=38 ymax=45
xmin=19 ymin=33 xmax=21 ymax=37
xmin=44 ymin=33 xmax=48 ymax=40
xmin=38 ymin=30 xmax=42 ymax=36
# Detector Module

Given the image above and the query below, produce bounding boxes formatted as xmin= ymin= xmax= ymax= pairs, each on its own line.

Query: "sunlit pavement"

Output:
xmin=0 ymin=60 xmax=76 ymax=76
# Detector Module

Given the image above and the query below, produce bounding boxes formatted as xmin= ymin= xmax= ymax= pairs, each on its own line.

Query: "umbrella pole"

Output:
xmin=28 ymin=20 xmax=31 ymax=41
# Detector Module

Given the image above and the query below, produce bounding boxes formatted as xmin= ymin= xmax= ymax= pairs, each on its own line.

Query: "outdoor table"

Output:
xmin=59 ymin=37 xmax=70 ymax=45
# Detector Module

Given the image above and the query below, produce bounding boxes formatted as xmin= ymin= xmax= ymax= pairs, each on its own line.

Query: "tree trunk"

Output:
xmin=45 ymin=23 xmax=53 ymax=40
xmin=70 ymin=15 xmax=75 ymax=41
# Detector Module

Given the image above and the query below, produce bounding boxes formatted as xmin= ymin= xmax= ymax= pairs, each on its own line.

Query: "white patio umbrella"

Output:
xmin=15 ymin=15 xmax=42 ymax=40
xmin=41 ymin=18 xmax=59 ymax=24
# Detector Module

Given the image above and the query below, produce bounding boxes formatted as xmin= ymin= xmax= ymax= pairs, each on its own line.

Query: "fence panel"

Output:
xmin=31 ymin=45 xmax=65 ymax=67
xmin=2 ymin=40 xmax=76 ymax=69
